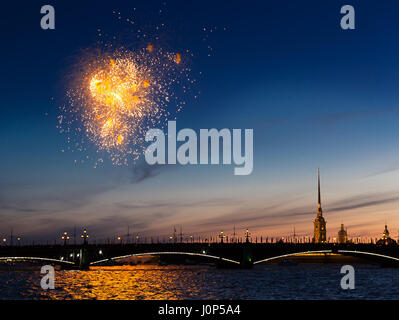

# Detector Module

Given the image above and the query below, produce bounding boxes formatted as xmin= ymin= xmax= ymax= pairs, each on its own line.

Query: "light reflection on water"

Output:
xmin=1 ymin=264 xmax=398 ymax=300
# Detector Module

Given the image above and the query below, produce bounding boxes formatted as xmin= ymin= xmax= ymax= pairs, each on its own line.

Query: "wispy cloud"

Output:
xmin=130 ymin=158 xmax=181 ymax=184
xmin=328 ymin=194 xmax=399 ymax=212
xmin=130 ymin=163 xmax=165 ymax=184
xmin=113 ymin=197 xmax=243 ymax=211
xmin=364 ymin=161 xmax=399 ymax=178
xmin=189 ymin=192 xmax=399 ymax=235
xmin=0 ymin=184 xmax=115 ymax=217
xmin=308 ymin=108 xmax=399 ymax=126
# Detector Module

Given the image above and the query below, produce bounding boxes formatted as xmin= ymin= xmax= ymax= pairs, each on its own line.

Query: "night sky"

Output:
xmin=2 ymin=0 xmax=399 ymax=242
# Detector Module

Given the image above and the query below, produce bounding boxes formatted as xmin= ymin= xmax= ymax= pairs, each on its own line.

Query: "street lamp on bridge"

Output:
xmin=61 ymin=232 xmax=70 ymax=245
xmin=245 ymin=229 xmax=251 ymax=243
xmin=81 ymin=228 xmax=89 ymax=245
xmin=219 ymin=231 xmax=226 ymax=244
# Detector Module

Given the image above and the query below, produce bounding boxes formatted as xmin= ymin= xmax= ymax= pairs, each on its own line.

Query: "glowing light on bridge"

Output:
xmin=90 ymin=252 xmax=241 ymax=266
xmin=81 ymin=229 xmax=89 ymax=245
xmin=0 ymin=257 xmax=74 ymax=265
xmin=337 ymin=250 xmax=399 ymax=262
xmin=61 ymin=232 xmax=70 ymax=245
xmin=253 ymin=250 xmax=333 ymax=264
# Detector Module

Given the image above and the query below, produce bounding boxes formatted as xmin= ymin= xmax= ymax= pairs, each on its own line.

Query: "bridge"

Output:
xmin=1 ymin=242 xmax=399 ymax=269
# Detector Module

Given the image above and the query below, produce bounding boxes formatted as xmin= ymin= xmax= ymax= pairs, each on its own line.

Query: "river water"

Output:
xmin=0 ymin=264 xmax=398 ymax=300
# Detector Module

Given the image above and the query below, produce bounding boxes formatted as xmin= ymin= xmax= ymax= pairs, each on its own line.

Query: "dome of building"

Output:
xmin=376 ymin=225 xmax=397 ymax=245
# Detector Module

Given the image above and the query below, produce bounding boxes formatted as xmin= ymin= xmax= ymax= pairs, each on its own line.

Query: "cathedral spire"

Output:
xmin=317 ymin=167 xmax=322 ymax=216
xmin=313 ymin=167 xmax=326 ymax=243
xmin=318 ymin=167 xmax=321 ymax=205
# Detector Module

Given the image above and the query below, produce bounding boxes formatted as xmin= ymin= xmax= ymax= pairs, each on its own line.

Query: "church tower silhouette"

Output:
xmin=313 ymin=168 xmax=327 ymax=243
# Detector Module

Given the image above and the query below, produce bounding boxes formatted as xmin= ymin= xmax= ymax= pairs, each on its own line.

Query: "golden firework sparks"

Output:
xmin=59 ymin=46 xmax=191 ymax=166
xmin=175 ymin=53 xmax=181 ymax=64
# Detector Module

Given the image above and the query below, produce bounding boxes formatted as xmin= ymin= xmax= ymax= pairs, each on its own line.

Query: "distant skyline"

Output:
xmin=2 ymin=0 xmax=399 ymax=241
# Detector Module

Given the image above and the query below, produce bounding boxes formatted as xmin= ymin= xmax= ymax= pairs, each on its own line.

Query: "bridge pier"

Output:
xmin=240 ymin=242 xmax=253 ymax=269
xmin=78 ymin=247 xmax=91 ymax=270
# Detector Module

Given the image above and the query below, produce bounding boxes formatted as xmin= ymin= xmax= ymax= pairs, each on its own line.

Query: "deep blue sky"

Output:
xmin=2 ymin=0 xmax=399 ymax=242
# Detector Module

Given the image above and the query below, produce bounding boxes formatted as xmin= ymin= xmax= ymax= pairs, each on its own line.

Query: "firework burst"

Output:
xmin=59 ymin=45 xmax=192 ymax=166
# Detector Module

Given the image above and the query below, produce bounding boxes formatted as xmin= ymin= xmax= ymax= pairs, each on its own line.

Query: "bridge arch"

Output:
xmin=253 ymin=249 xmax=399 ymax=265
xmin=253 ymin=250 xmax=333 ymax=264
xmin=0 ymin=256 xmax=75 ymax=265
xmin=337 ymin=250 xmax=399 ymax=262
xmin=90 ymin=251 xmax=240 ymax=266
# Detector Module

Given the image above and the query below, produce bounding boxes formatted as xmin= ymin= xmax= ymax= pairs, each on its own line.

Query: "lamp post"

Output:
xmin=61 ymin=232 xmax=70 ymax=245
xmin=81 ymin=229 xmax=89 ymax=245
xmin=245 ymin=229 xmax=251 ymax=243
xmin=219 ymin=231 xmax=226 ymax=244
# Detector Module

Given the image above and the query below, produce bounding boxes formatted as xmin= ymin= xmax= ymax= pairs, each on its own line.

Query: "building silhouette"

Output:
xmin=376 ymin=224 xmax=397 ymax=245
xmin=313 ymin=168 xmax=327 ymax=243
xmin=338 ymin=223 xmax=348 ymax=244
